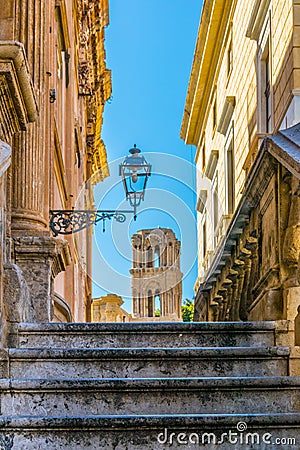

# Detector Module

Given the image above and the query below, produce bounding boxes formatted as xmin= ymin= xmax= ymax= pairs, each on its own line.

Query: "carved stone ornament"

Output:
xmin=283 ymin=181 xmax=300 ymax=268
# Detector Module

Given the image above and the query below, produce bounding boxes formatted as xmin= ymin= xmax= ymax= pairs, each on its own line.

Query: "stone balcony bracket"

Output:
xmin=0 ymin=41 xmax=38 ymax=130
xmin=13 ymin=236 xmax=72 ymax=277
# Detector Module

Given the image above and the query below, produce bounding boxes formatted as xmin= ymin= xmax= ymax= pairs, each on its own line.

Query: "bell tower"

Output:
xmin=130 ymin=228 xmax=182 ymax=321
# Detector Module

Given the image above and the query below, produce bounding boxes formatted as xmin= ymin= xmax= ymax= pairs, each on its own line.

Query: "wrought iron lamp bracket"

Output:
xmin=49 ymin=209 xmax=133 ymax=236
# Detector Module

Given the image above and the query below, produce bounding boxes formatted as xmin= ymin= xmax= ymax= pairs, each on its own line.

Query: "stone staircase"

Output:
xmin=0 ymin=322 xmax=299 ymax=449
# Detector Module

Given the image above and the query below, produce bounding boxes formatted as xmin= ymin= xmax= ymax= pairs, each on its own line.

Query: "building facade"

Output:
xmin=0 ymin=0 xmax=111 ymax=339
xmin=181 ymin=0 xmax=300 ymax=337
xmin=130 ymin=228 xmax=182 ymax=321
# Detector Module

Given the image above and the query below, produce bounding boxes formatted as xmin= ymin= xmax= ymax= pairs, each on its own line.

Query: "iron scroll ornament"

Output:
xmin=49 ymin=210 xmax=133 ymax=236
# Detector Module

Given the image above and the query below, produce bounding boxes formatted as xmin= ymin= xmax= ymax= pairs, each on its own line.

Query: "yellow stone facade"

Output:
xmin=0 ymin=0 xmax=111 ymax=338
xmin=181 ymin=0 xmax=300 ymax=341
xmin=92 ymin=294 xmax=132 ymax=323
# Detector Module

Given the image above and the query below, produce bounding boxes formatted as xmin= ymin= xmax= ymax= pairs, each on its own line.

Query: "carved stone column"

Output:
xmin=229 ymin=259 xmax=244 ymax=321
xmin=217 ymin=287 xmax=227 ymax=320
xmin=245 ymin=236 xmax=258 ymax=310
xmin=11 ymin=0 xmax=49 ymax=233
xmin=234 ymin=263 xmax=247 ymax=321
xmin=221 ymin=278 xmax=233 ymax=321
xmin=0 ymin=37 xmax=41 ymax=335
xmin=210 ymin=304 xmax=219 ymax=321
xmin=239 ymin=247 xmax=252 ymax=321
xmin=1 ymin=2 xmax=74 ymax=323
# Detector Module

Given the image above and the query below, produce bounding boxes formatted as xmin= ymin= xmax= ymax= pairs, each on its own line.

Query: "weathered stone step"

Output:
xmin=8 ymin=346 xmax=289 ymax=378
xmin=0 ymin=413 xmax=299 ymax=449
xmin=14 ymin=321 xmax=277 ymax=348
xmin=1 ymin=376 xmax=300 ymax=417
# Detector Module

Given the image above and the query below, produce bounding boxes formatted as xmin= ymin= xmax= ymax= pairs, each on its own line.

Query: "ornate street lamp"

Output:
xmin=50 ymin=145 xmax=151 ymax=236
xmin=119 ymin=144 xmax=151 ymax=219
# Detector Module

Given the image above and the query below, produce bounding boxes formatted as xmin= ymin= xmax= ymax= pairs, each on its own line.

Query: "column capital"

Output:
xmin=13 ymin=236 xmax=71 ymax=275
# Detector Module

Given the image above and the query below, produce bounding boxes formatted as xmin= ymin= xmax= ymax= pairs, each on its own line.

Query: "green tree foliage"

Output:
xmin=182 ymin=299 xmax=194 ymax=322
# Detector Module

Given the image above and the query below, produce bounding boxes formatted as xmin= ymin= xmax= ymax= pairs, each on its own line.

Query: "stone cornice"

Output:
xmin=196 ymin=190 xmax=208 ymax=213
xmin=246 ymin=0 xmax=271 ymax=40
xmin=0 ymin=41 xmax=38 ymax=129
xmin=217 ymin=96 xmax=235 ymax=135
xmin=267 ymin=125 xmax=300 ymax=179
xmin=13 ymin=236 xmax=72 ymax=277
xmin=205 ymin=150 xmax=219 ymax=180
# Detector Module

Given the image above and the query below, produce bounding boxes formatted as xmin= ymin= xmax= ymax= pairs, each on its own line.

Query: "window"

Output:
xmin=202 ymin=142 xmax=206 ymax=173
xmin=263 ymin=44 xmax=271 ymax=132
xmin=202 ymin=219 xmax=207 ymax=260
xmin=257 ymin=17 xmax=272 ymax=133
xmin=213 ymin=97 xmax=217 ymax=131
xmin=154 ymin=294 xmax=161 ymax=317
xmin=198 ymin=134 xmax=206 ymax=174
xmin=154 ymin=245 xmax=160 ymax=268
xmin=212 ymin=172 xmax=219 ymax=232
xmin=246 ymin=2 xmax=272 ymax=133
xmin=55 ymin=2 xmax=70 ymax=87
xmin=225 ymin=129 xmax=235 ymax=214
xmin=227 ymin=39 xmax=233 ymax=77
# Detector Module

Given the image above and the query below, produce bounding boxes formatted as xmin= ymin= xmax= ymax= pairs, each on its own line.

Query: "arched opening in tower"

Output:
xmin=154 ymin=293 xmax=161 ymax=317
xmin=147 ymin=290 xmax=154 ymax=317
xmin=154 ymin=245 xmax=160 ymax=268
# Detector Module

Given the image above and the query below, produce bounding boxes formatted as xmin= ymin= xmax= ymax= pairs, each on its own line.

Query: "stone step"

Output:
xmin=8 ymin=346 xmax=289 ymax=379
xmin=0 ymin=413 xmax=299 ymax=449
xmin=1 ymin=376 xmax=300 ymax=417
xmin=14 ymin=321 xmax=277 ymax=349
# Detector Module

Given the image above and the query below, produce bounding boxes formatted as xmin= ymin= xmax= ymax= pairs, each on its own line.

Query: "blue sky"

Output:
xmin=91 ymin=0 xmax=202 ymax=312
